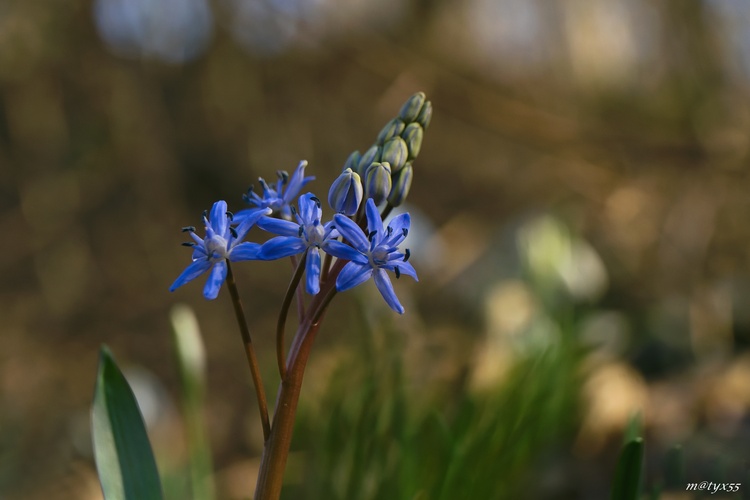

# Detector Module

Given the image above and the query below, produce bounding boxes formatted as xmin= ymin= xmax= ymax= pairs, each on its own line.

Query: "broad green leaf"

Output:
xmin=92 ymin=346 xmax=163 ymax=500
xmin=611 ymin=437 xmax=644 ymax=500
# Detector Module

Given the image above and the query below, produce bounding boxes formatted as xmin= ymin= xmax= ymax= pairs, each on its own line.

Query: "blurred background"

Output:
xmin=3 ymin=0 xmax=750 ymax=498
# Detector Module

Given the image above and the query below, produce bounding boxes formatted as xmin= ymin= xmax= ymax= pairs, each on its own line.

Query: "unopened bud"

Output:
xmin=376 ymin=118 xmax=406 ymax=145
xmin=343 ymin=150 xmax=361 ymax=172
xmin=416 ymin=100 xmax=432 ymax=129
xmin=398 ymin=92 xmax=426 ymax=123
xmin=365 ymin=161 xmax=392 ymax=205
xmin=401 ymin=123 xmax=423 ymax=160
xmin=356 ymin=145 xmax=381 ymax=177
xmin=387 ymin=163 xmax=413 ymax=207
xmin=328 ymin=168 xmax=363 ymax=216
xmin=380 ymin=136 xmax=408 ymax=172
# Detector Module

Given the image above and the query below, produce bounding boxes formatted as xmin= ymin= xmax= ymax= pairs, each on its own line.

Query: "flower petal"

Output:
xmin=336 ymin=262 xmax=373 ymax=292
xmin=323 ymin=240 xmax=368 ymax=264
xmin=383 ymin=213 xmax=410 ymax=246
xmin=383 ymin=260 xmax=418 ymax=281
xmin=170 ymin=259 xmax=212 ymax=291
xmin=373 ymin=268 xmax=404 ymax=314
xmin=298 ymin=192 xmax=322 ymax=225
xmin=365 ymin=199 xmax=384 ymax=241
xmin=332 ymin=214 xmax=368 ymax=251
xmin=234 ymin=207 xmax=272 ymax=240
xmin=257 ymin=215 xmax=299 ymax=236
xmin=203 ymin=260 xmax=227 ymax=299
xmin=210 ymin=200 xmax=229 ymax=238
xmin=258 ymin=236 xmax=306 ymax=260
xmin=305 ymin=248 xmax=321 ymax=295
xmin=229 ymin=242 xmax=262 ymax=262
xmin=283 ymin=160 xmax=315 ymax=204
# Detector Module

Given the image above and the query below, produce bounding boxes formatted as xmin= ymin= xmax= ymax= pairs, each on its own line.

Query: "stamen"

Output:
xmin=181 ymin=226 xmax=196 ymax=233
xmin=277 ymin=170 xmax=289 ymax=184
xmin=310 ymin=195 xmax=321 ymax=208
xmin=226 ymin=211 xmax=234 ymax=221
xmin=230 ymin=227 xmax=238 ymax=238
xmin=291 ymin=206 xmax=297 ymax=216
xmin=298 ymin=226 xmax=304 ymax=237
xmin=259 ymin=178 xmax=271 ymax=194
xmin=368 ymin=230 xmax=377 ymax=242
xmin=181 ymin=242 xmax=195 ymax=247
xmin=202 ymin=210 xmax=208 ymax=219
xmin=242 ymin=193 xmax=250 ymax=203
xmin=394 ymin=266 xmax=401 ymax=279
xmin=387 ymin=226 xmax=393 ymax=236
xmin=404 ymin=249 xmax=410 ymax=262
xmin=402 ymin=228 xmax=408 ymax=237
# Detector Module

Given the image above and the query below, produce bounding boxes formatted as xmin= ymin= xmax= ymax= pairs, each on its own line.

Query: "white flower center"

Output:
xmin=205 ymin=235 xmax=229 ymax=261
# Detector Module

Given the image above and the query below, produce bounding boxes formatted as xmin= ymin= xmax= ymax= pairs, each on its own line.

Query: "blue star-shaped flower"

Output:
xmin=236 ymin=160 xmax=314 ymax=222
xmin=327 ymin=198 xmax=417 ymax=314
xmin=257 ymin=193 xmax=338 ymax=295
xmin=170 ymin=201 xmax=271 ymax=299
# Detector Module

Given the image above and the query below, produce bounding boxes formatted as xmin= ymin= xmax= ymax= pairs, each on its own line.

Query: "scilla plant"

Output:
xmin=91 ymin=92 xmax=432 ymax=500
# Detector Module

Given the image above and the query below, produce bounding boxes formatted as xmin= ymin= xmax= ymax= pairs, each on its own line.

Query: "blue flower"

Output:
xmin=326 ymin=198 xmax=417 ymax=314
xmin=236 ymin=160 xmax=314 ymax=221
xmin=170 ymin=201 xmax=271 ymax=299
xmin=257 ymin=193 xmax=338 ymax=295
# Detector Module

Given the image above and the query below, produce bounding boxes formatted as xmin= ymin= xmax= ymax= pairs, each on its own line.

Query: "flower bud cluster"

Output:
xmin=333 ymin=92 xmax=431 ymax=210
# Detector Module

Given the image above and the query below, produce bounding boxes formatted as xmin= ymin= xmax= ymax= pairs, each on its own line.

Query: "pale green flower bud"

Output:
xmin=416 ymin=100 xmax=432 ymax=129
xmin=343 ymin=150 xmax=361 ymax=172
xmin=364 ymin=161 xmax=392 ymax=205
xmin=387 ymin=163 xmax=413 ymax=207
xmin=401 ymin=123 xmax=423 ymax=160
xmin=398 ymin=92 xmax=426 ymax=123
xmin=356 ymin=145 xmax=381 ymax=177
xmin=376 ymin=118 xmax=406 ymax=145
xmin=380 ymin=136 xmax=408 ymax=172
xmin=328 ymin=168 xmax=363 ymax=216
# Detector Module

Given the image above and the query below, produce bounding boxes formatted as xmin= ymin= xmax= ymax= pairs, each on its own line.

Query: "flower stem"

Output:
xmin=254 ymin=261 xmax=343 ymax=500
xmin=277 ymin=253 xmax=307 ymax=380
xmin=225 ymin=261 xmax=271 ymax=441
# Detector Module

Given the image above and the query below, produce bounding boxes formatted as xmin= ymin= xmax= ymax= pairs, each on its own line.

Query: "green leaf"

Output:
xmin=92 ymin=346 xmax=163 ymax=500
xmin=611 ymin=437 xmax=644 ymax=500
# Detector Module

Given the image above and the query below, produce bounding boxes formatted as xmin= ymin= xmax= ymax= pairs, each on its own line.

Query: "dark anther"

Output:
xmin=368 ymin=230 xmax=377 ymax=242
xmin=242 ymin=193 xmax=250 ymax=203
xmin=277 ymin=170 xmax=289 ymax=184
xmin=202 ymin=210 xmax=208 ymax=219
xmin=230 ymin=227 xmax=238 ymax=238
xmin=402 ymin=228 xmax=408 ymax=237
xmin=387 ymin=226 xmax=393 ymax=236
xmin=226 ymin=211 xmax=234 ymax=221
xmin=404 ymin=249 xmax=410 ymax=262
xmin=181 ymin=226 xmax=196 ymax=233
xmin=181 ymin=242 xmax=195 ymax=247
xmin=310 ymin=195 xmax=321 ymax=208
xmin=298 ymin=226 xmax=304 ymax=237
xmin=395 ymin=266 xmax=401 ymax=279
xmin=291 ymin=206 xmax=297 ymax=216
xmin=259 ymin=178 xmax=270 ymax=192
